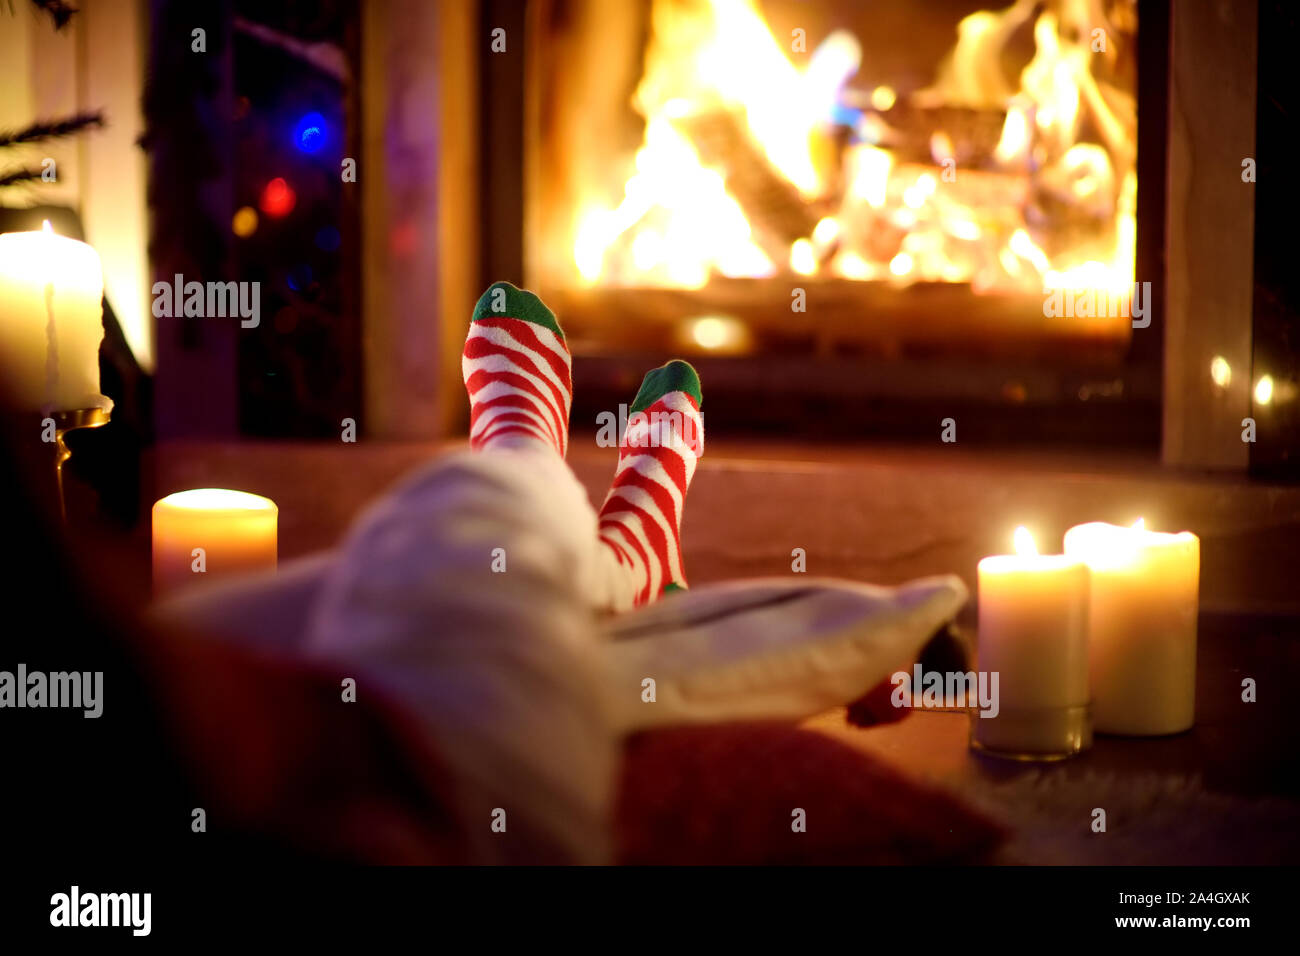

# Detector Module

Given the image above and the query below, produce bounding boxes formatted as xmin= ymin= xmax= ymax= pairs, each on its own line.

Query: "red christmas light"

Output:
xmin=259 ymin=177 xmax=297 ymax=218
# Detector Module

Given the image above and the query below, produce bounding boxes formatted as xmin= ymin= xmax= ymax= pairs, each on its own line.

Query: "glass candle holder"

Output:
xmin=970 ymin=529 xmax=1092 ymax=760
xmin=970 ymin=703 xmax=1092 ymax=761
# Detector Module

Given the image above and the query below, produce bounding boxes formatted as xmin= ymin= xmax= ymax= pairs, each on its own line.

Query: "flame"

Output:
xmin=812 ymin=217 xmax=840 ymax=247
xmin=573 ymin=115 xmax=775 ymax=288
xmin=692 ymin=3 xmax=858 ymax=194
xmin=1210 ymin=356 xmax=1232 ymax=389
xmin=1255 ymin=375 xmax=1275 ymax=406
xmin=790 ymin=239 xmax=817 ymax=276
xmin=847 ymin=145 xmax=892 ymax=208
xmin=573 ymin=0 xmax=1137 ymax=302
xmin=1013 ymin=525 xmax=1038 ymax=556
xmin=1064 ymin=520 xmax=1144 ymax=570
xmin=994 ymin=100 xmax=1032 ymax=165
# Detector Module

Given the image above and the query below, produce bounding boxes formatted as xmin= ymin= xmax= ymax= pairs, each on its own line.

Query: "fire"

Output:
xmin=573 ymin=0 xmax=1138 ymax=303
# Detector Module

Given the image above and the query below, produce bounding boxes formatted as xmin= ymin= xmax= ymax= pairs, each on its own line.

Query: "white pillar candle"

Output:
xmin=152 ymin=489 xmax=278 ymax=596
xmin=0 ymin=221 xmax=109 ymax=411
xmin=1063 ymin=520 xmax=1199 ymax=735
xmin=973 ymin=527 xmax=1091 ymax=758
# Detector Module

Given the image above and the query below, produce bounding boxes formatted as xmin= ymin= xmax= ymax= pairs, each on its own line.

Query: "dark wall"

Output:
xmin=1251 ymin=0 xmax=1300 ymax=480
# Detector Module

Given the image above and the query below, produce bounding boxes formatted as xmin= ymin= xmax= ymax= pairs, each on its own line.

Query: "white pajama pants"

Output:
xmin=306 ymin=445 xmax=629 ymax=864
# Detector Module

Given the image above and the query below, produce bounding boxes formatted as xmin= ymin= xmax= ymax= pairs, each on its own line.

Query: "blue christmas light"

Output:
xmin=287 ymin=264 xmax=313 ymax=292
xmin=294 ymin=112 xmax=327 ymax=153
xmin=315 ymin=225 xmax=341 ymax=252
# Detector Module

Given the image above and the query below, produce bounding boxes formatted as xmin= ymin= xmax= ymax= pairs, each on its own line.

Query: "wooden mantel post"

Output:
xmin=1162 ymin=0 xmax=1257 ymax=469
xmin=360 ymin=0 xmax=479 ymax=439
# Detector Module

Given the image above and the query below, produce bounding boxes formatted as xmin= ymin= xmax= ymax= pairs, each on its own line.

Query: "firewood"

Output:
xmin=672 ymin=108 xmax=824 ymax=252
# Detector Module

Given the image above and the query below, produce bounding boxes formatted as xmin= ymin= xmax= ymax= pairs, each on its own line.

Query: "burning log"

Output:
xmin=853 ymin=96 xmax=1010 ymax=168
xmin=671 ymin=108 xmax=826 ymax=255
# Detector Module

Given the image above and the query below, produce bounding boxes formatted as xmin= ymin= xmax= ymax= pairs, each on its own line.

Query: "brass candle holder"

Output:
xmin=49 ymin=406 xmax=111 ymax=522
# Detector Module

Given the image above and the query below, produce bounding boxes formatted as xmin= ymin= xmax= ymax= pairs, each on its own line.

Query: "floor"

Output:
xmin=804 ymin=611 xmax=1300 ymax=863
xmin=147 ymin=436 xmax=1300 ymax=616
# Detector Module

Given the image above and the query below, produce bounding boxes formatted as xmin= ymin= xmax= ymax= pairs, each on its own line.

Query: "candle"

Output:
xmin=1064 ymin=520 xmax=1199 ymax=735
xmin=0 ymin=222 xmax=109 ymax=411
xmin=152 ymin=489 xmax=278 ymax=596
xmin=973 ymin=527 xmax=1091 ymax=759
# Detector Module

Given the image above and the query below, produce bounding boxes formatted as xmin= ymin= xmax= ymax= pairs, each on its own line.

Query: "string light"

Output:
xmin=294 ymin=112 xmax=327 ymax=154
xmin=259 ymin=178 xmax=296 ymax=218
xmin=232 ymin=206 xmax=258 ymax=238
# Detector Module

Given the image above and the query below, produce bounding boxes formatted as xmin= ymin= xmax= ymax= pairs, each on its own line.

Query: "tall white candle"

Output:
xmin=973 ymin=527 xmax=1091 ymax=758
xmin=0 ymin=221 xmax=109 ymax=411
xmin=1064 ymin=520 xmax=1199 ymax=735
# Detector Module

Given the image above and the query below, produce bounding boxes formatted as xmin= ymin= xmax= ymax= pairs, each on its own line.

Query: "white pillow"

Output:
xmin=599 ymin=575 xmax=968 ymax=732
xmin=154 ymin=555 xmax=968 ymax=737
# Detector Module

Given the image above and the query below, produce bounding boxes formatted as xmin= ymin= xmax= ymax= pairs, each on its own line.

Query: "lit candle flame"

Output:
xmin=1013 ymin=525 xmax=1037 ymax=556
xmin=41 ymin=220 xmax=53 ymax=234
xmin=1132 ymin=517 xmax=1145 ymax=530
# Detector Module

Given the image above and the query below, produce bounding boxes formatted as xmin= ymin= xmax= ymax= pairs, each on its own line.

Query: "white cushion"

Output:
xmin=600 ymin=575 xmax=968 ymax=731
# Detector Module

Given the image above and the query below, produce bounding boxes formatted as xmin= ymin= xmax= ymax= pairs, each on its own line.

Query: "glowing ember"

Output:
xmin=571 ymin=0 xmax=1138 ymax=304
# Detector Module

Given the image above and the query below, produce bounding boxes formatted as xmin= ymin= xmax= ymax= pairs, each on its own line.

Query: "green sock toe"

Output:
xmin=630 ymin=359 xmax=702 ymax=414
xmin=472 ymin=281 xmax=564 ymax=340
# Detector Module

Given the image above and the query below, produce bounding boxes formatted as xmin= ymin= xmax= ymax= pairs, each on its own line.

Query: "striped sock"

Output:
xmin=462 ymin=282 xmax=572 ymax=456
xmin=597 ymin=360 xmax=704 ymax=606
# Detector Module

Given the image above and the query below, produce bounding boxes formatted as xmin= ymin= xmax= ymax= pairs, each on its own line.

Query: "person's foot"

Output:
xmin=597 ymin=360 xmax=703 ymax=605
xmin=462 ymin=281 xmax=571 ymax=456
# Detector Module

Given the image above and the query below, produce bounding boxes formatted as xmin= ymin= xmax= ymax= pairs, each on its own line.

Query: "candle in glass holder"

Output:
xmin=0 ymin=221 xmax=109 ymax=411
xmin=152 ymin=489 xmax=278 ymax=596
xmin=1064 ymin=520 xmax=1199 ymax=735
xmin=972 ymin=527 xmax=1091 ymax=759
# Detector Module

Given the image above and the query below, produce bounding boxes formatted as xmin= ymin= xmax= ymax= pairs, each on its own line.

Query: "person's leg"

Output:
xmin=460 ymin=282 xmax=705 ymax=613
xmin=306 ymin=284 xmax=613 ymax=863
xmin=305 ymin=446 xmax=615 ymax=863
xmin=306 ymin=283 xmax=706 ymax=858
xmin=594 ymin=360 xmax=704 ymax=611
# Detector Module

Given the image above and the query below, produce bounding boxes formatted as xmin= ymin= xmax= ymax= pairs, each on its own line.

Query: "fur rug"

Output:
xmin=959 ymin=769 xmax=1300 ymax=864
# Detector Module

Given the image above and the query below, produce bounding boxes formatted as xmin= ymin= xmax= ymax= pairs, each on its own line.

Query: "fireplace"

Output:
xmin=513 ymin=0 xmax=1161 ymax=443
xmin=136 ymin=1 xmax=1288 ymax=471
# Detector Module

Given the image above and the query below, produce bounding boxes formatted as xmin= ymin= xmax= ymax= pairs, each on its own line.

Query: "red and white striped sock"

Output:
xmin=462 ymin=282 xmax=572 ymax=456
xmin=597 ymin=360 xmax=704 ymax=607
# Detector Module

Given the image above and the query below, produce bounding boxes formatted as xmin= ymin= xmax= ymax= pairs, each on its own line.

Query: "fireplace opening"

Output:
xmin=516 ymin=0 xmax=1162 ymax=446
